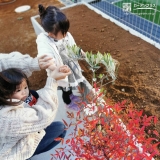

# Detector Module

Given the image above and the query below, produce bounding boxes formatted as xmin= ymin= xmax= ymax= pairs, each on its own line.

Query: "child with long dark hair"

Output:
xmin=0 ymin=66 xmax=71 ymax=160
xmin=0 ymin=68 xmax=39 ymax=106
xmin=36 ymin=4 xmax=92 ymax=111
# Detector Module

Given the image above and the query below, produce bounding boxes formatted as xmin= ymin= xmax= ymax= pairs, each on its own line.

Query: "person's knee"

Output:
xmin=58 ymin=121 xmax=66 ymax=131
xmin=50 ymin=121 xmax=65 ymax=129
xmin=60 ymin=129 xmax=67 ymax=138
xmin=51 ymin=121 xmax=67 ymax=138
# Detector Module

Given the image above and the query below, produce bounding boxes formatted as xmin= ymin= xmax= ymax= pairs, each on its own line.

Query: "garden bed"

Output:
xmin=63 ymin=4 xmax=160 ymax=132
xmin=0 ymin=0 xmax=159 ymax=157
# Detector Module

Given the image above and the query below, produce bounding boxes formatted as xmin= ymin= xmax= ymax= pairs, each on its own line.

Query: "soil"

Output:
xmin=0 ymin=0 xmax=160 ymax=152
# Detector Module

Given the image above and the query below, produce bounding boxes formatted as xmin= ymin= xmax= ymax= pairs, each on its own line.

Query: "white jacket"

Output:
xmin=36 ymin=32 xmax=76 ymax=87
xmin=0 ymin=52 xmax=40 ymax=77
xmin=0 ymin=77 xmax=58 ymax=160
xmin=0 ymin=52 xmax=59 ymax=160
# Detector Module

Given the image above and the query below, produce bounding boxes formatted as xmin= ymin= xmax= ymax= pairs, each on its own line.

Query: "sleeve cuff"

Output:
xmin=45 ymin=77 xmax=58 ymax=90
xmin=30 ymin=57 xmax=41 ymax=72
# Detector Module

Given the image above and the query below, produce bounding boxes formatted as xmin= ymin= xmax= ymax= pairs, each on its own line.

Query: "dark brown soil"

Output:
xmin=0 ymin=0 xmax=160 ymax=150
xmin=65 ymin=5 xmax=160 ymax=133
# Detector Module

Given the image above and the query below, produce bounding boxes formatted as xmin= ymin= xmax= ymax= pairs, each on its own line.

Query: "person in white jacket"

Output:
xmin=0 ymin=52 xmax=71 ymax=160
xmin=36 ymin=4 xmax=92 ymax=111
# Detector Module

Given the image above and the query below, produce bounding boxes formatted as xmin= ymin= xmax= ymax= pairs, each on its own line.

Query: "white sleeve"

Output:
xmin=36 ymin=40 xmax=55 ymax=58
xmin=0 ymin=52 xmax=40 ymax=77
xmin=36 ymin=34 xmax=55 ymax=58
xmin=36 ymin=34 xmax=63 ymax=72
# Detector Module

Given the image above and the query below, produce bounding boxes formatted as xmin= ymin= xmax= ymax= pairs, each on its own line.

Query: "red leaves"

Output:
xmin=154 ymin=116 xmax=158 ymax=124
xmin=153 ymin=130 xmax=159 ymax=137
xmin=137 ymin=110 xmax=143 ymax=117
xmin=67 ymin=111 xmax=74 ymax=119
xmin=66 ymin=139 xmax=70 ymax=144
xmin=51 ymin=97 xmax=160 ymax=160
xmin=62 ymin=119 xmax=68 ymax=127
xmin=54 ymin=137 xmax=63 ymax=141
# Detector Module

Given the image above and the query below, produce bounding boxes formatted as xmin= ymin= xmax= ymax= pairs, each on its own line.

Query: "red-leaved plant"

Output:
xmin=52 ymin=84 xmax=160 ymax=160
xmin=50 ymin=47 xmax=159 ymax=159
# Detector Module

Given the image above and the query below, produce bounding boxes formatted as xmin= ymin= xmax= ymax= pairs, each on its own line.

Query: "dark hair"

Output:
xmin=38 ymin=4 xmax=70 ymax=36
xmin=0 ymin=68 xmax=29 ymax=106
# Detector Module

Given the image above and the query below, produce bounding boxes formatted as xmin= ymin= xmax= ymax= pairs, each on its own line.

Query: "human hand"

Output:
xmin=59 ymin=65 xmax=70 ymax=73
xmin=38 ymin=55 xmax=55 ymax=70
xmin=50 ymin=65 xmax=71 ymax=81
xmin=48 ymin=60 xmax=56 ymax=71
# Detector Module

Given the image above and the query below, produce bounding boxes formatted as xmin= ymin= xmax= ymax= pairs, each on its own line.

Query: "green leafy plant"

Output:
xmin=101 ymin=53 xmax=119 ymax=81
xmin=85 ymin=51 xmax=103 ymax=69
xmin=85 ymin=51 xmax=103 ymax=84
xmin=98 ymin=53 xmax=120 ymax=87
xmin=67 ymin=45 xmax=119 ymax=86
xmin=67 ymin=44 xmax=84 ymax=60
xmin=85 ymin=51 xmax=119 ymax=86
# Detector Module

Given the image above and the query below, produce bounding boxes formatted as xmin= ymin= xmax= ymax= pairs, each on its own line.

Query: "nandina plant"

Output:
xmin=51 ymin=45 xmax=159 ymax=159
xmin=51 ymin=84 xmax=160 ymax=160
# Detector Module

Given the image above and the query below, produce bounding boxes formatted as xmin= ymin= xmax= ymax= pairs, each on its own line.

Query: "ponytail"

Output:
xmin=38 ymin=4 xmax=46 ymax=18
